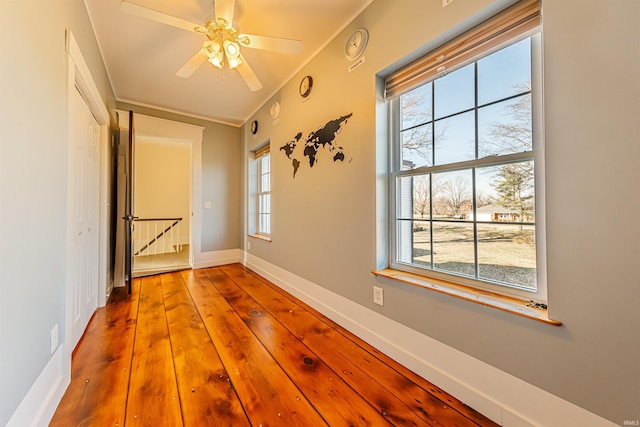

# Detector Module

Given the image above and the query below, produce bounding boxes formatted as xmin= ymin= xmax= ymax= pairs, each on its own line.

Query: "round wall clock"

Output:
xmin=345 ymin=28 xmax=368 ymax=61
xmin=250 ymin=120 xmax=258 ymax=134
xmin=270 ymin=101 xmax=280 ymax=119
xmin=299 ymin=75 xmax=313 ymax=98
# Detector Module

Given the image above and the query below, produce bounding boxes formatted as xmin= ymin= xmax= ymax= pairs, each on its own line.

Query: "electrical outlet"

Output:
xmin=247 ymin=241 xmax=251 ymax=250
xmin=443 ymin=0 xmax=454 ymax=6
xmin=50 ymin=324 xmax=59 ymax=354
xmin=373 ymin=286 xmax=384 ymax=306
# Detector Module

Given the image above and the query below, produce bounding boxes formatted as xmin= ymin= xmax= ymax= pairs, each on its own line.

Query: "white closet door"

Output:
xmin=69 ymin=86 xmax=100 ymax=349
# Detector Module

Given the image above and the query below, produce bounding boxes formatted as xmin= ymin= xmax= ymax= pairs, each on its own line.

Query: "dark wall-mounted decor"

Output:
xmin=279 ymin=113 xmax=353 ymax=178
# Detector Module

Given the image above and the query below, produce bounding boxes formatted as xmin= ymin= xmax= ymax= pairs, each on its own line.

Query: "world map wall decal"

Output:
xmin=279 ymin=113 xmax=353 ymax=178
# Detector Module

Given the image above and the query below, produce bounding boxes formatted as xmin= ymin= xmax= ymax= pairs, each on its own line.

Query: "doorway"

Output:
xmin=132 ymin=137 xmax=191 ymax=276
xmin=113 ymin=111 xmax=204 ymax=285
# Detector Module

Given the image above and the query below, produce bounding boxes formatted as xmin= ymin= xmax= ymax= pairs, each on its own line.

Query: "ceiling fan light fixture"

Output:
xmin=204 ymin=40 xmax=221 ymax=55
xmin=119 ymin=0 xmax=301 ymax=91
xmin=223 ymin=40 xmax=240 ymax=59
xmin=209 ymin=51 xmax=224 ymax=69
xmin=227 ymin=55 xmax=242 ymax=69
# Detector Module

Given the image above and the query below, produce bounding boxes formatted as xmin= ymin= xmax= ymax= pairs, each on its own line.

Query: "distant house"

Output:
xmin=467 ymin=204 xmax=531 ymax=222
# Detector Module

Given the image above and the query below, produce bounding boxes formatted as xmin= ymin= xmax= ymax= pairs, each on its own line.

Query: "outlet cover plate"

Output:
xmin=373 ymin=286 xmax=384 ymax=306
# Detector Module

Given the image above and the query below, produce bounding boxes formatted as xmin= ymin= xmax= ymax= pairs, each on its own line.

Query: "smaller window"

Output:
xmin=256 ymin=149 xmax=271 ymax=236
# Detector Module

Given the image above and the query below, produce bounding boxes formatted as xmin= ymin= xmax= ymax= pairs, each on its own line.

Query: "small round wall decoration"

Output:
xmin=270 ymin=101 xmax=280 ymax=119
xmin=345 ymin=28 xmax=368 ymax=61
xmin=250 ymin=120 xmax=258 ymax=135
xmin=299 ymin=75 xmax=313 ymax=98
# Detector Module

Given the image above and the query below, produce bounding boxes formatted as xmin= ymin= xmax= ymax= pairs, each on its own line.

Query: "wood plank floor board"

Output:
xmin=50 ymin=278 xmax=140 ymax=427
xmin=160 ymin=272 xmax=249 ymax=427
xmin=125 ymin=275 xmax=183 ymax=426
xmin=184 ymin=269 xmax=327 ymax=426
xmin=51 ymin=264 xmax=497 ymax=427
xmin=202 ymin=267 xmax=392 ymax=426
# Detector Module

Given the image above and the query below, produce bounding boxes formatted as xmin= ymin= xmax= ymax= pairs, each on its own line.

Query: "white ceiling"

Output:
xmin=85 ymin=0 xmax=373 ymax=126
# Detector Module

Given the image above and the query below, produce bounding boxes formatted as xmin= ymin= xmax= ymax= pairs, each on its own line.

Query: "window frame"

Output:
xmin=256 ymin=151 xmax=271 ymax=237
xmin=388 ymin=32 xmax=547 ymax=302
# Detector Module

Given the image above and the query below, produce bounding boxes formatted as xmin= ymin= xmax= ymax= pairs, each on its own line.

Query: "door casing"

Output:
xmin=116 ymin=111 xmax=204 ymax=275
xmin=65 ymin=30 xmax=111 ymax=383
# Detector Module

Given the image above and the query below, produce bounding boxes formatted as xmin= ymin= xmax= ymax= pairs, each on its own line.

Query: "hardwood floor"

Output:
xmin=50 ymin=264 xmax=497 ymax=426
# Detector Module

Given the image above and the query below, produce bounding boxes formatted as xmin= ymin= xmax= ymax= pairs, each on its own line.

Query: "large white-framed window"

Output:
xmin=386 ymin=0 xmax=545 ymax=302
xmin=256 ymin=146 xmax=271 ymax=236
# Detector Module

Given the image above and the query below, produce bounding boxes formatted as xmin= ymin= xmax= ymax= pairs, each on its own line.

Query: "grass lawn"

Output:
xmin=409 ymin=222 xmax=536 ymax=288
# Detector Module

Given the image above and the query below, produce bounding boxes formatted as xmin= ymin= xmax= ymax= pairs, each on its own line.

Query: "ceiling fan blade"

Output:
xmin=176 ymin=48 xmax=209 ymax=78
xmin=214 ymin=0 xmax=235 ymax=24
xmin=239 ymin=34 xmax=302 ymax=55
xmin=235 ymin=54 xmax=263 ymax=92
xmin=120 ymin=1 xmax=200 ymax=33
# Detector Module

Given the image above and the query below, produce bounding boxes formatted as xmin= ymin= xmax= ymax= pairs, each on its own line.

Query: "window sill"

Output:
xmin=372 ymin=268 xmax=561 ymax=326
xmin=248 ymin=233 xmax=272 ymax=242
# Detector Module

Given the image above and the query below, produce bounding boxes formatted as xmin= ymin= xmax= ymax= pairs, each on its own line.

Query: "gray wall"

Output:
xmin=243 ymin=0 xmax=640 ymax=423
xmin=0 ymin=0 xmax=116 ymax=425
xmin=117 ymin=102 xmax=242 ymax=252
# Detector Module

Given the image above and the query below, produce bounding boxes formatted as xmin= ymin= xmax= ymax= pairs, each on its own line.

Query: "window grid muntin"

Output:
xmin=257 ymin=154 xmax=271 ymax=235
xmin=391 ymin=35 xmax=541 ymax=297
xmin=394 ymin=160 xmax=536 ymax=289
xmin=400 ymin=91 xmax=532 ymax=164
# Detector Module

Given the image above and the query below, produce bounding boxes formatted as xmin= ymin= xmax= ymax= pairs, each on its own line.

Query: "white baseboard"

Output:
xmin=6 ymin=346 xmax=69 ymax=427
xmin=193 ymin=248 xmax=243 ymax=270
xmin=244 ymin=253 xmax=615 ymax=427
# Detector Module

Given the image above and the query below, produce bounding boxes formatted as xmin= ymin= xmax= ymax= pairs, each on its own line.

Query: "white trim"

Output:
xmin=6 ymin=347 xmax=66 ymax=427
xmin=243 ymin=253 xmax=616 ymax=427
xmin=118 ymin=97 xmax=241 ymax=127
xmin=66 ymin=30 xmax=111 ymax=308
xmin=193 ymin=249 xmax=244 ymax=270
xmin=117 ymin=111 xmax=205 ymax=139
xmin=256 ymin=153 xmax=271 ymax=235
xmin=98 ymin=125 xmax=112 ymax=306
xmin=66 ymin=32 xmax=108 ymax=123
xmin=192 ymin=135 xmax=202 ymax=267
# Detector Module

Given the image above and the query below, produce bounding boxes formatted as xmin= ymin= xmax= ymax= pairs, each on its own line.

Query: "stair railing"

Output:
xmin=133 ymin=218 xmax=183 ymax=256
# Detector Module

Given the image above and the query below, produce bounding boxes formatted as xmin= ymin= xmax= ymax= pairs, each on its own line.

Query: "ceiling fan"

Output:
xmin=120 ymin=0 xmax=303 ymax=91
